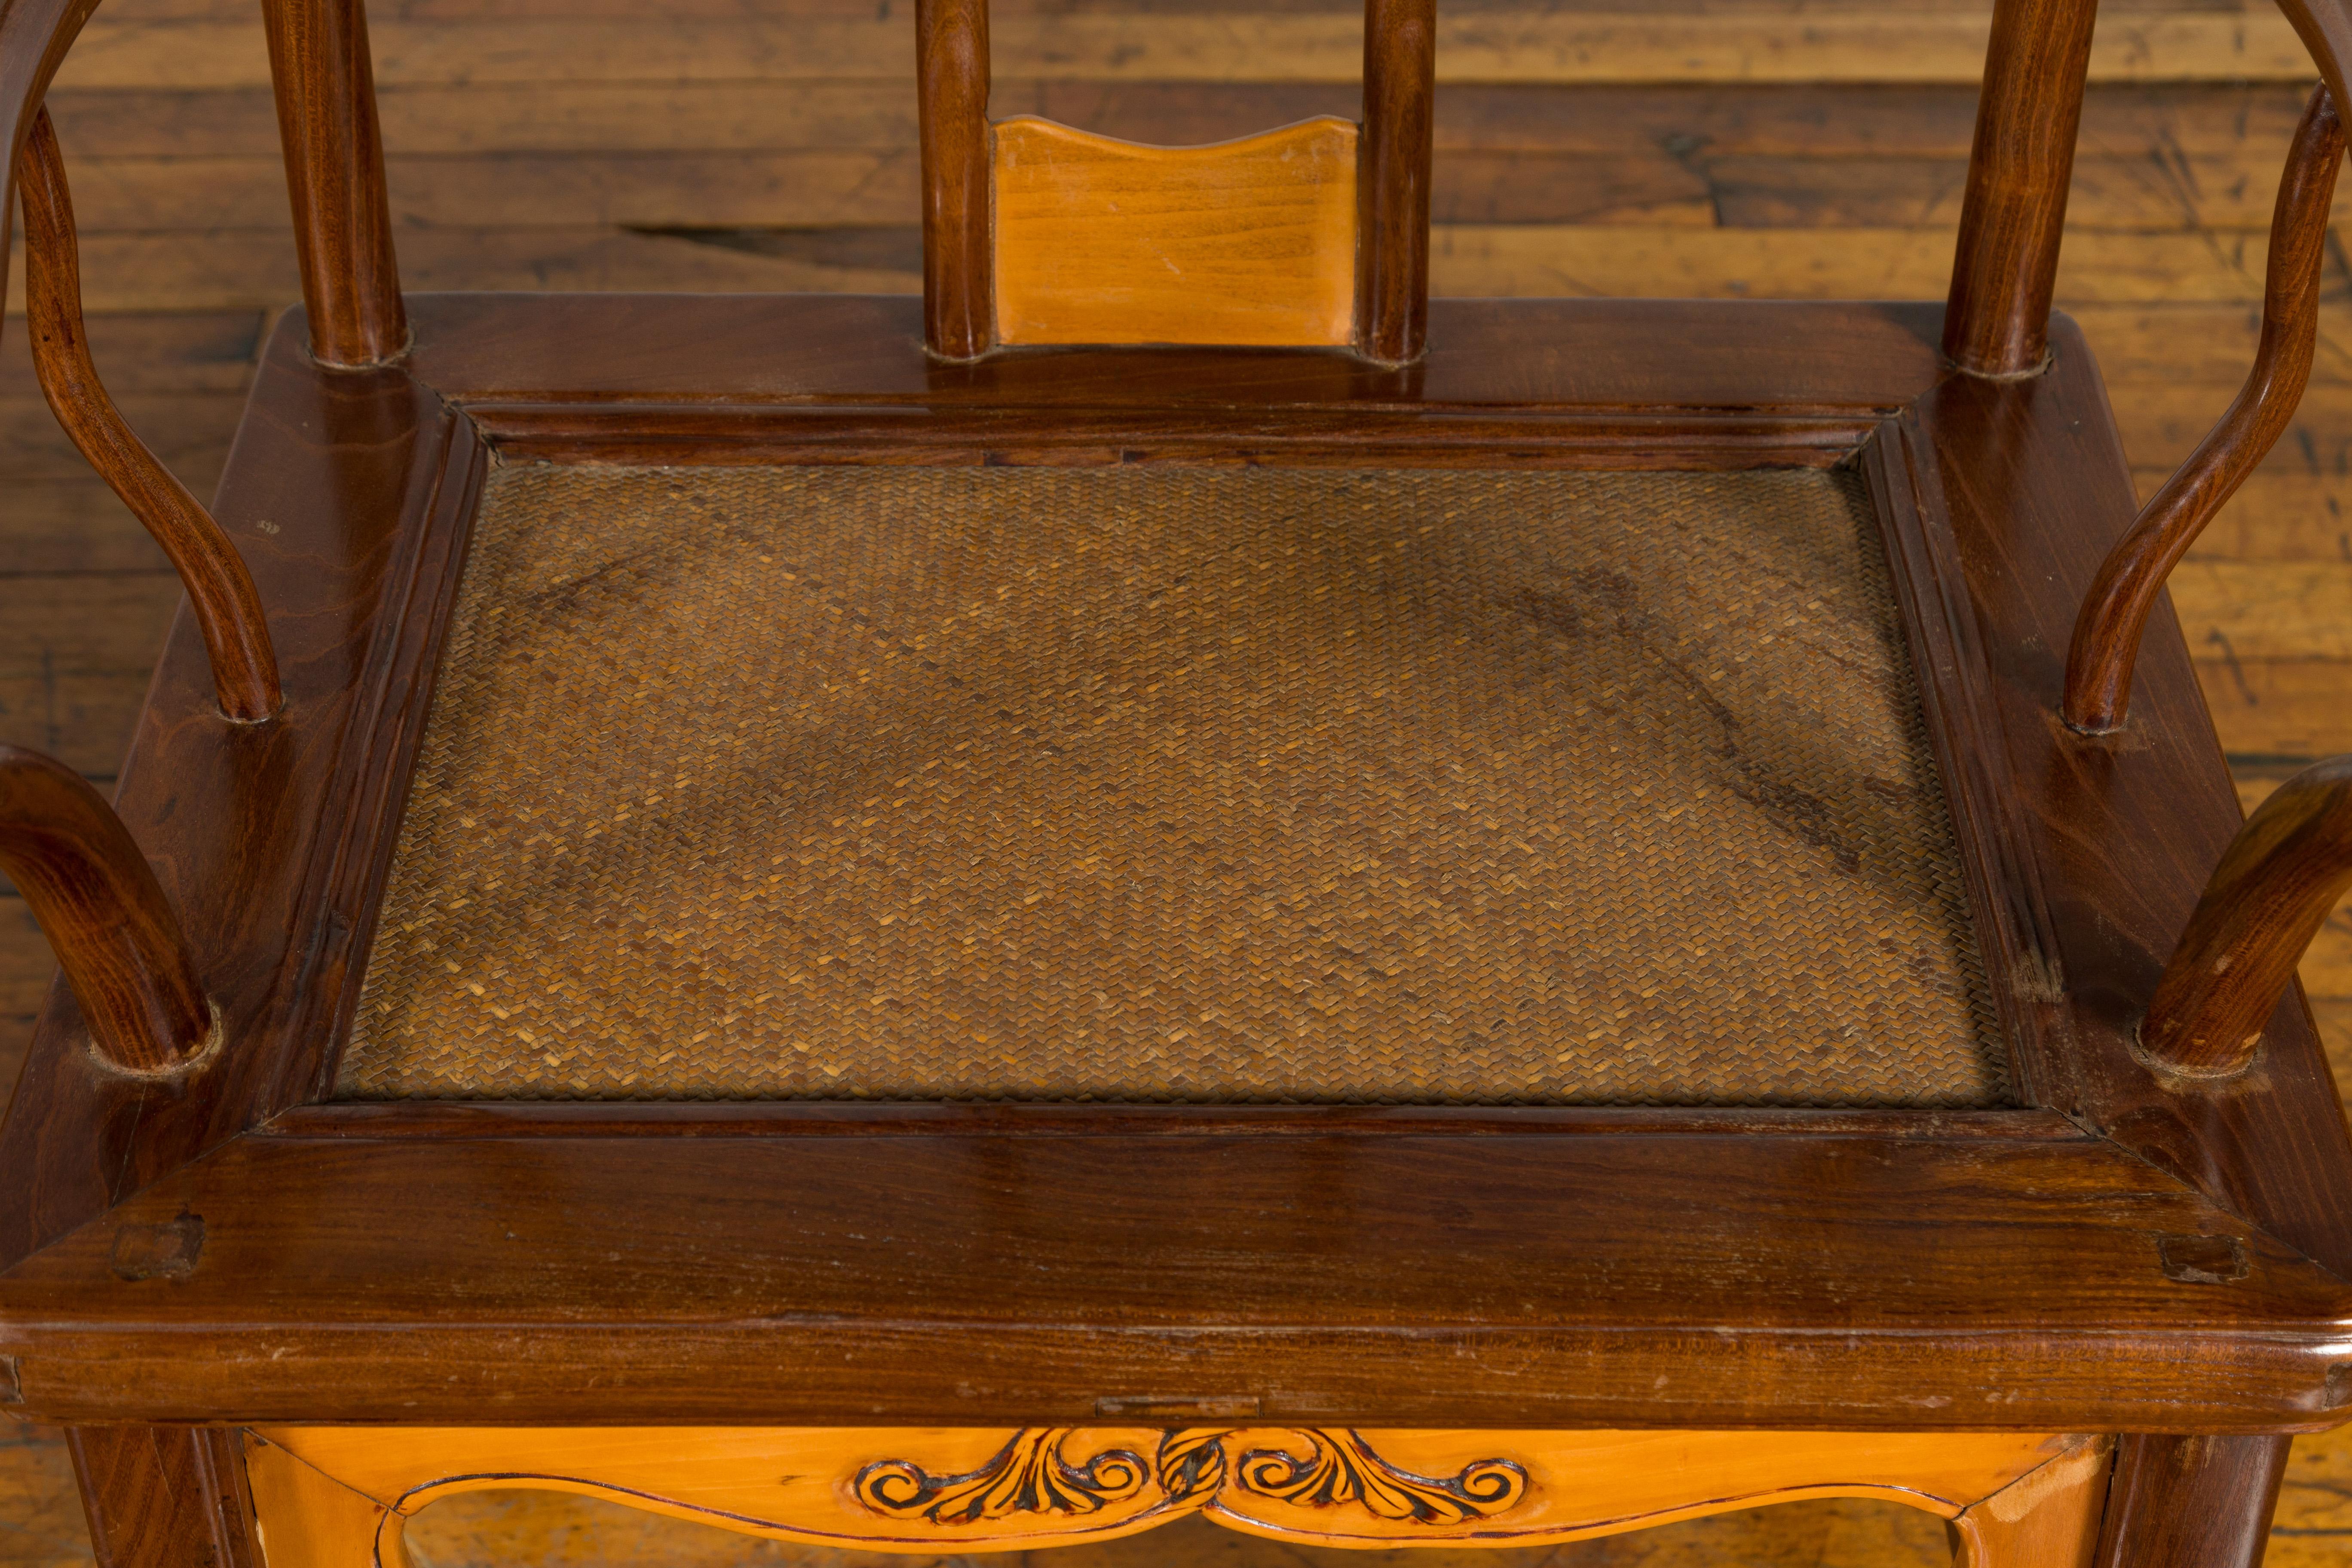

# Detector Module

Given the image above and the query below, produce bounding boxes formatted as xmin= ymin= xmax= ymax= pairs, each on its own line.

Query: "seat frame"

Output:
xmin=0 ymin=291 xmax=2342 ymax=1565
xmin=5 ymin=0 xmax=2352 ymax=1562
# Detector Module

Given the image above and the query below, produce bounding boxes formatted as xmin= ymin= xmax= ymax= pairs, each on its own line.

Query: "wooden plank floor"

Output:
xmin=4 ymin=0 xmax=2352 ymax=1561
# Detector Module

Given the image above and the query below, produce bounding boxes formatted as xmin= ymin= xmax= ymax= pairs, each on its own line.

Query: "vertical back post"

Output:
xmin=1356 ymin=0 xmax=1435 ymax=364
xmin=1942 ymin=0 xmax=2098 ymax=377
xmin=260 ymin=0 xmax=406 ymax=366
xmin=918 ymin=0 xmax=994 ymax=360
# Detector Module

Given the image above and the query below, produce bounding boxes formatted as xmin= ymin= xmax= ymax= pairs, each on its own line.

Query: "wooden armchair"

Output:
xmin=2 ymin=0 xmax=2352 ymax=1562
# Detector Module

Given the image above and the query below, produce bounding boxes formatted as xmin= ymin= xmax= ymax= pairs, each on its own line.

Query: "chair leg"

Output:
xmin=68 ymin=1426 xmax=260 ymax=1568
xmin=2091 ymin=1434 xmax=2289 ymax=1568
xmin=1949 ymin=1437 xmax=2110 ymax=1568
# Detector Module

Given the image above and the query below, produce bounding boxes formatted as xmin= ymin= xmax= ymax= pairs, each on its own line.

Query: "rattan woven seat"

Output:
xmin=340 ymin=464 xmax=2005 ymax=1106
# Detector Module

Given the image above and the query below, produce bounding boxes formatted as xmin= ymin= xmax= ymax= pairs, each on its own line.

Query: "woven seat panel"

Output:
xmin=337 ymin=464 xmax=2009 ymax=1106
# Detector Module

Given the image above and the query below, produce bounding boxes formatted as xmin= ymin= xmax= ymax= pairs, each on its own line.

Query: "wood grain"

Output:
xmin=5 ymin=1121 xmax=2351 ymax=1428
xmin=238 ymin=1432 xmax=388 ymax=1568
xmin=1940 ymin=0 xmax=2095 ymax=374
xmin=0 ymin=312 xmax=484 ymax=1275
xmin=2141 ymin=755 xmax=2352 ymax=1076
xmin=392 ymin=1489 xmax=1965 ymax=1568
xmin=2165 ymin=473 xmax=2352 ymax=560
xmin=0 ymin=744 xmax=208 ymax=1074
xmin=9 ymin=221 xmax=2321 ymax=318
xmin=6 ymin=9 xmax=2352 ymax=1566
xmin=992 ymin=116 xmax=1357 ymax=347
xmin=2201 ymin=659 xmax=2352 ymax=760
xmin=37 ymin=12 xmax=2337 ymax=92
xmin=0 ymin=575 xmax=183 ymax=774
xmin=1354 ymin=0 xmax=1431 ymax=362
xmin=2093 ymin=1434 xmax=2291 ymax=1568
xmin=2064 ymin=85 xmax=2344 ymax=733
xmin=1948 ymin=1438 xmax=2111 ymax=1568
xmin=65 ymin=1427 xmax=255 ymax=1568
xmin=18 ymin=108 xmax=281 ymax=723
xmin=1911 ymin=317 xmax=2352 ymax=1275
xmin=31 ymin=81 xmax=2328 ymax=163
xmin=915 ymin=0 xmax=989 ymax=358
xmin=258 ymin=0 xmax=406 ymax=364
xmin=248 ymin=1424 xmax=2091 ymax=1553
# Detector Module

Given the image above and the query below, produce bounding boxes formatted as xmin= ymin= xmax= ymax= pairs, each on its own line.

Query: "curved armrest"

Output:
xmin=17 ymin=107 xmax=282 ymax=721
xmin=2064 ymin=83 xmax=2345 ymax=733
xmin=2141 ymin=755 xmax=2352 ymax=1076
xmin=0 ymin=0 xmax=100 ymax=338
xmin=0 ymin=746 xmax=211 ymax=1074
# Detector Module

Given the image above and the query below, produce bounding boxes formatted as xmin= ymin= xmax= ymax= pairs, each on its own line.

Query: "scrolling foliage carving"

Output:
xmin=856 ymin=1430 xmax=1149 ymax=1524
xmin=856 ymin=1427 xmax=1529 ymax=1530
xmin=1231 ymin=1429 xmax=1528 ymax=1524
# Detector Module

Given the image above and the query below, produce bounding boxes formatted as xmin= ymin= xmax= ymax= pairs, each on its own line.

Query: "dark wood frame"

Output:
xmin=2 ymin=296 xmax=2349 ymax=1444
xmin=6 ymin=0 xmax=2352 ymax=1562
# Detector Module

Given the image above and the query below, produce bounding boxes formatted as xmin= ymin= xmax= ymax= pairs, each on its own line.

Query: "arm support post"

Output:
xmin=2141 ymin=755 xmax=2352 ymax=1077
xmin=2064 ymin=84 xmax=2345 ymax=734
xmin=260 ymin=0 xmax=406 ymax=365
xmin=1942 ymin=0 xmax=2098 ymax=377
xmin=916 ymin=0 xmax=992 ymax=360
xmin=1355 ymin=0 xmax=1435 ymax=365
xmin=17 ymin=107 xmax=283 ymax=723
xmin=0 ymin=746 xmax=210 ymax=1074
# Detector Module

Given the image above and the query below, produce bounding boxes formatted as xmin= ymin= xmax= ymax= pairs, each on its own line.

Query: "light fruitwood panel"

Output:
xmin=40 ymin=12 xmax=2329 ymax=93
xmin=244 ymin=1436 xmax=395 ymax=1568
xmin=250 ymin=1425 xmax=2096 ymax=1561
xmin=1946 ymin=1439 xmax=2110 ymax=1568
xmin=395 ymin=1490 xmax=1971 ymax=1568
xmin=993 ymin=116 xmax=1357 ymax=348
